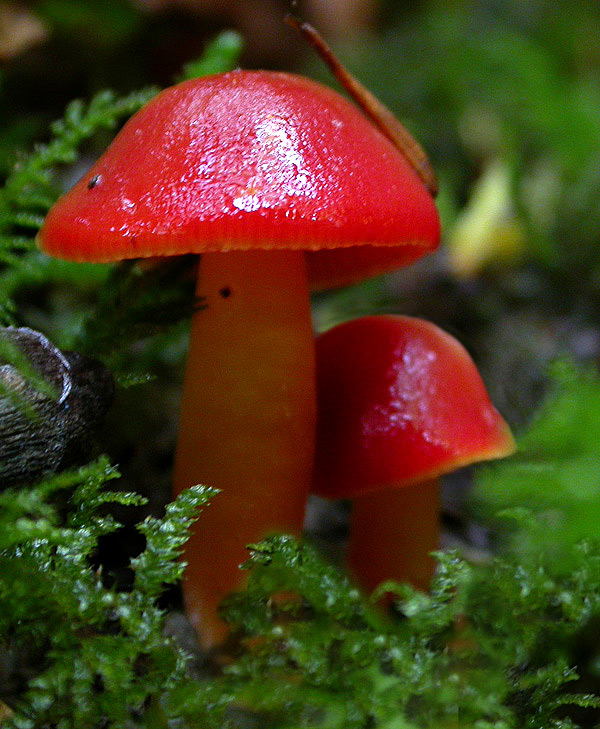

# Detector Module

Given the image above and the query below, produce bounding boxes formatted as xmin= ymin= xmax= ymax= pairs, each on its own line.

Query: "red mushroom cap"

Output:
xmin=313 ymin=315 xmax=516 ymax=499
xmin=37 ymin=71 xmax=439 ymax=289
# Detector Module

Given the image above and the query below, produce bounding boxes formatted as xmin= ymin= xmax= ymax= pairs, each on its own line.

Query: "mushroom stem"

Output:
xmin=347 ymin=478 xmax=439 ymax=595
xmin=173 ymin=249 xmax=316 ymax=648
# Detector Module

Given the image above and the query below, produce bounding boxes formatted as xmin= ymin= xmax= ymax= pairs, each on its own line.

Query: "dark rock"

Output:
xmin=0 ymin=327 xmax=114 ymax=487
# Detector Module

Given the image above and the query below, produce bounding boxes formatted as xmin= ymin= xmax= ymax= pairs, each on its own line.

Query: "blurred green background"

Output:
xmin=2 ymin=0 xmax=600 ymax=544
xmin=3 ymin=0 xmax=600 ymax=409
xmin=3 ymin=2 xmax=600 ymax=724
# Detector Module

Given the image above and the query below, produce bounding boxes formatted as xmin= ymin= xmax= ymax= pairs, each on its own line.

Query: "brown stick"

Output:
xmin=285 ymin=15 xmax=438 ymax=196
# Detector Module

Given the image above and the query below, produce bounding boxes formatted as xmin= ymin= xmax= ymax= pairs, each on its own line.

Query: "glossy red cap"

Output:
xmin=313 ymin=315 xmax=516 ymax=498
xmin=37 ymin=71 xmax=439 ymax=289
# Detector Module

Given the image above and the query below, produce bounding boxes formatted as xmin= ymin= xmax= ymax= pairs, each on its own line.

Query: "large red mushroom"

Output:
xmin=37 ymin=63 xmax=439 ymax=647
xmin=313 ymin=315 xmax=516 ymax=595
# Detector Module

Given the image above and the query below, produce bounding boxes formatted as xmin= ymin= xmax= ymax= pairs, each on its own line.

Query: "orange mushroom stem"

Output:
xmin=173 ymin=250 xmax=315 ymax=646
xmin=37 ymin=60 xmax=439 ymax=647
xmin=313 ymin=315 xmax=516 ymax=595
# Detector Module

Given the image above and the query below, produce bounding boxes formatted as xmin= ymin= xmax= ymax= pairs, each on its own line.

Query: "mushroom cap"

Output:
xmin=313 ymin=315 xmax=516 ymax=499
xmin=37 ymin=70 xmax=439 ymax=290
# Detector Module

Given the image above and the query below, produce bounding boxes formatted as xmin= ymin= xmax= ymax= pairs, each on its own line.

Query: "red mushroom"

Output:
xmin=37 ymin=68 xmax=439 ymax=647
xmin=313 ymin=315 xmax=516 ymax=595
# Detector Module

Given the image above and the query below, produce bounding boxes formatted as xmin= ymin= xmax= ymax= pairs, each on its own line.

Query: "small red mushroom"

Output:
xmin=313 ymin=315 xmax=516 ymax=594
xmin=37 ymin=65 xmax=439 ymax=647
